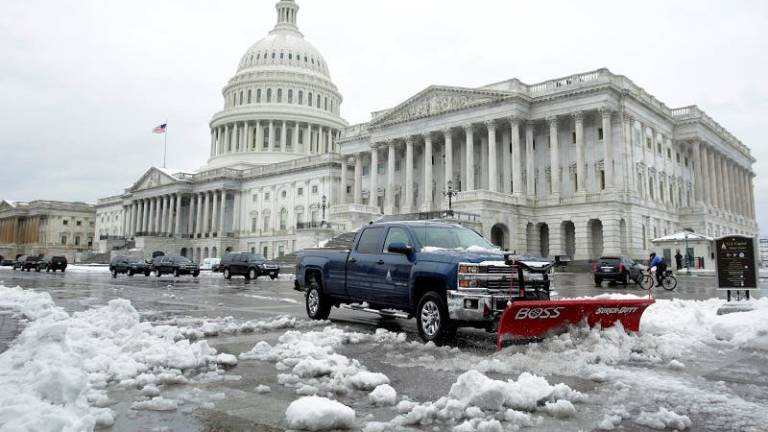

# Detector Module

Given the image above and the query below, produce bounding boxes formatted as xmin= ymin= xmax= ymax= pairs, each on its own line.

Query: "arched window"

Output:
xmin=289 ymin=52 xmax=293 ymax=60
xmin=330 ymin=100 xmax=334 ymax=112
xmin=271 ymin=51 xmax=276 ymax=59
xmin=239 ymin=91 xmax=243 ymax=105
xmin=263 ymin=215 xmax=270 ymax=231
xmin=247 ymin=89 xmax=252 ymax=104
xmin=298 ymin=90 xmax=304 ymax=104
xmin=316 ymin=94 xmax=321 ymax=108
xmin=280 ymin=52 xmax=284 ymax=60
xmin=277 ymin=88 xmax=283 ymax=103
xmin=288 ymin=89 xmax=293 ymax=103
xmin=308 ymin=92 xmax=313 ymax=107
xmin=256 ymin=53 xmax=260 ymax=60
xmin=267 ymin=88 xmax=272 ymax=103
xmin=280 ymin=208 xmax=288 ymax=230
xmin=324 ymin=97 xmax=328 ymax=111
xmin=232 ymin=93 xmax=236 ymax=106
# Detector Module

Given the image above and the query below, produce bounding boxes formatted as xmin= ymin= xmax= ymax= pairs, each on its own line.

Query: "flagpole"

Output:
xmin=163 ymin=120 xmax=167 ymax=168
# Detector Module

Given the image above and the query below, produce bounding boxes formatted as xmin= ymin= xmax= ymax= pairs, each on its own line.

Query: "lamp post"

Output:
xmin=442 ymin=180 xmax=457 ymax=215
xmin=321 ymin=195 xmax=327 ymax=226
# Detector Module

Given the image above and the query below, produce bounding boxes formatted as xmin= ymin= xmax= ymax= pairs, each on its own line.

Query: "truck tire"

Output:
xmin=247 ymin=268 xmax=257 ymax=280
xmin=111 ymin=268 xmax=118 ymax=278
xmin=224 ymin=268 xmax=232 ymax=280
xmin=416 ymin=292 xmax=455 ymax=345
xmin=306 ymin=278 xmax=331 ymax=320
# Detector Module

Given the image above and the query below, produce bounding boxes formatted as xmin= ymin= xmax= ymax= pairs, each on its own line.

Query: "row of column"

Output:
xmin=339 ymin=110 xmax=616 ymax=212
xmin=125 ymin=190 xmax=237 ymax=238
xmin=692 ymin=141 xmax=754 ymax=219
xmin=0 ymin=217 xmax=38 ymax=244
xmin=210 ymin=121 xmax=338 ymax=157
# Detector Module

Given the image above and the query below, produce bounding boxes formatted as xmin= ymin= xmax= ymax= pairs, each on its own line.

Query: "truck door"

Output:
xmin=346 ymin=226 xmax=386 ymax=301
xmin=379 ymin=226 xmax=414 ymax=307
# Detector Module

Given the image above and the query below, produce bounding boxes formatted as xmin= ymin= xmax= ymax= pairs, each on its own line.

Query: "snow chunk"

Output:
xmin=346 ymin=371 xmax=390 ymax=390
xmin=284 ymin=396 xmax=355 ymax=431
xmin=369 ymin=384 xmax=397 ymax=406
xmin=130 ymin=397 xmax=178 ymax=411
xmin=542 ymin=399 xmax=576 ymax=418
xmin=667 ymin=359 xmax=686 ymax=371
xmin=635 ymin=407 xmax=691 ymax=430
xmin=216 ymin=353 xmax=238 ymax=366
xmin=255 ymin=384 xmax=271 ymax=393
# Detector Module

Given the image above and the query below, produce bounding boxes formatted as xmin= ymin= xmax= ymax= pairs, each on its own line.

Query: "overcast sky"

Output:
xmin=1 ymin=0 xmax=766 ymax=234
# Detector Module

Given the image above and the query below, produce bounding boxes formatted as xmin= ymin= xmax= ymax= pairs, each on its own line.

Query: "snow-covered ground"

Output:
xmin=2 ymin=278 xmax=767 ymax=431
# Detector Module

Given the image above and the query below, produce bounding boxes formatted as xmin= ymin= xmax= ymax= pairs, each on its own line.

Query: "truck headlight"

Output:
xmin=458 ymin=264 xmax=479 ymax=274
xmin=458 ymin=278 xmax=479 ymax=288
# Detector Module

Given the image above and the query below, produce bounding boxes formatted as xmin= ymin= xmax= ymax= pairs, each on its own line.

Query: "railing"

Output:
xmin=375 ymin=210 xmax=481 ymax=224
xmin=529 ymin=69 xmax=604 ymax=94
xmin=99 ymin=235 xmax=126 ymax=241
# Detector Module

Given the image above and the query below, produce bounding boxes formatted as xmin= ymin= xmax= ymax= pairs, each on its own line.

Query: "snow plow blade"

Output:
xmin=496 ymin=298 xmax=655 ymax=350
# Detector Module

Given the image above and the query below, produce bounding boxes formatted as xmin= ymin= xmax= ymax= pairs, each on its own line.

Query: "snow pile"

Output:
xmin=635 ymin=407 xmax=691 ymax=430
xmin=240 ymin=326 xmax=394 ymax=397
xmin=159 ymin=314 xmax=327 ymax=340
xmin=369 ymin=384 xmax=397 ymax=406
xmin=383 ymin=370 xmax=582 ymax=429
xmin=0 ymin=285 xmax=227 ymax=431
xmin=284 ymin=396 xmax=355 ymax=431
xmin=130 ymin=397 xmax=179 ymax=411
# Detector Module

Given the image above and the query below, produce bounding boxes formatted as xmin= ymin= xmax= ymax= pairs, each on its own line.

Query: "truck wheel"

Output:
xmin=173 ymin=269 xmax=180 ymax=278
xmin=306 ymin=279 xmax=331 ymax=320
xmin=247 ymin=268 xmax=257 ymax=280
xmin=111 ymin=268 xmax=118 ymax=278
xmin=127 ymin=270 xmax=134 ymax=277
xmin=416 ymin=292 xmax=455 ymax=345
xmin=155 ymin=269 xmax=162 ymax=277
xmin=594 ymin=278 xmax=602 ymax=287
xmin=224 ymin=268 xmax=232 ymax=280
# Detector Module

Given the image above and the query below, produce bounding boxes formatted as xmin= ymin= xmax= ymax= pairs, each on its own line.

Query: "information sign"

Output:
xmin=715 ymin=235 xmax=758 ymax=290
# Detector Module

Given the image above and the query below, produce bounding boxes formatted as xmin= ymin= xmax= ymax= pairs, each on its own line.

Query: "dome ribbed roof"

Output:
xmin=236 ymin=0 xmax=331 ymax=78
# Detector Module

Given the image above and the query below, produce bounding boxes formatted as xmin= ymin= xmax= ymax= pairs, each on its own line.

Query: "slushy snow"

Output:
xmin=284 ymin=396 xmax=355 ymax=431
xmin=369 ymin=384 xmax=397 ymax=406
xmin=0 ymin=285 xmax=228 ymax=431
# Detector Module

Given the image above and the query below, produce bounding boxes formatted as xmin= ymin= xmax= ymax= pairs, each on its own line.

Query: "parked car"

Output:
xmin=110 ymin=256 xmax=152 ymax=277
xmin=0 ymin=259 xmax=15 ymax=267
xmin=13 ymin=255 xmax=41 ymax=272
xmin=295 ymin=221 xmax=554 ymax=343
xmin=36 ymin=256 xmax=68 ymax=272
xmin=593 ymin=255 xmax=642 ymax=286
xmin=201 ymin=257 xmax=221 ymax=272
xmin=150 ymin=255 xmax=200 ymax=278
xmin=219 ymin=252 xmax=280 ymax=280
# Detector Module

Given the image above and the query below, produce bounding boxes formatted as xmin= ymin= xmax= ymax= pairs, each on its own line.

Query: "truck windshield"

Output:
xmin=413 ymin=226 xmax=496 ymax=251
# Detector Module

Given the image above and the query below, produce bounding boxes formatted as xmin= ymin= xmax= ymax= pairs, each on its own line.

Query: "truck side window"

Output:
xmin=356 ymin=227 xmax=385 ymax=254
xmin=383 ymin=227 xmax=410 ymax=253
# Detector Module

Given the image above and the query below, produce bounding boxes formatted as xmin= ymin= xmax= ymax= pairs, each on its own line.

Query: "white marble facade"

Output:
xmin=95 ymin=0 xmax=758 ymax=263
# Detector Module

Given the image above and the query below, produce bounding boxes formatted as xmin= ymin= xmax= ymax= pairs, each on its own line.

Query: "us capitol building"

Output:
xmin=95 ymin=0 xmax=758 ymax=264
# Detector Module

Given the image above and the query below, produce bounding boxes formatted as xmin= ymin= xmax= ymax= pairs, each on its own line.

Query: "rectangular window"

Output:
xmin=63 ymin=220 xmax=68 ymax=225
xmin=657 ymin=143 xmax=662 ymax=154
xmin=356 ymin=227 xmax=386 ymax=254
xmin=346 ymin=186 xmax=352 ymax=193
xmin=667 ymin=149 xmax=672 ymax=159
xmin=684 ymin=157 xmax=689 ymax=167
xmin=252 ymin=218 xmax=257 ymax=232
xmin=264 ymin=192 xmax=270 ymax=201
xmin=598 ymin=128 xmax=604 ymax=140
xmin=362 ymin=166 xmax=369 ymax=176
xmin=572 ymin=131 xmax=576 ymax=144
xmin=676 ymin=152 xmax=681 ymax=163
xmin=297 ymin=187 xmax=304 ymax=196
xmin=61 ymin=236 xmax=67 ymax=245
xmin=252 ymin=194 xmax=258 ymax=202
xmin=312 ymin=185 xmax=318 ymax=194
xmin=600 ymin=170 xmax=606 ymax=190
xmin=75 ymin=236 xmax=80 ymax=246
xmin=646 ymin=137 xmax=652 ymax=149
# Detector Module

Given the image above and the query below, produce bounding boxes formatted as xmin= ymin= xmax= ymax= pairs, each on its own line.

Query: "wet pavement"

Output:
xmin=0 ymin=266 xmax=766 ymax=431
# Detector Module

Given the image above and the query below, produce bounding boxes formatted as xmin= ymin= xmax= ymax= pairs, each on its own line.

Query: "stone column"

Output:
xmin=354 ymin=155 xmax=363 ymax=204
xmin=195 ymin=193 xmax=203 ymax=236
xmin=404 ymin=137 xmax=414 ymax=212
xmin=280 ymin=121 xmax=287 ymax=152
xmin=147 ymin=198 xmax=155 ymax=233
xmin=369 ymin=145 xmax=379 ymax=211
xmin=501 ymin=127 xmax=511 ymax=194
xmin=174 ymin=194 xmax=182 ymax=235
xmin=693 ymin=141 xmax=703 ymax=204
xmin=305 ymin=124 xmax=312 ymax=154
xmin=510 ymin=118 xmax=522 ymax=195
xmin=293 ymin=122 xmax=300 ymax=151
xmin=423 ymin=134 xmax=433 ymax=211
xmin=255 ymin=121 xmax=263 ymax=150
xmin=742 ymin=169 xmax=750 ymax=218
xmin=525 ymin=122 xmax=535 ymax=197
xmin=340 ymin=157 xmax=348 ymax=204
xmin=464 ymin=125 xmax=474 ymax=191
xmin=204 ymin=191 xmax=212 ymax=234
xmin=186 ymin=195 xmax=194 ymax=235
xmin=243 ymin=122 xmax=251 ymax=152
xmin=166 ymin=195 xmax=173 ymax=233
xmin=548 ymin=116 xmax=560 ymax=197
xmin=385 ymin=141 xmax=396 ymax=214
xmin=485 ymin=121 xmax=498 ymax=192
xmin=157 ymin=196 xmax=164 ymax=233
xmin=219 ymin=191 xmax=227 ymax=234
xmin=574 ymin=112 xmax=585 ymax=193
xmin=233 ymin=192 xmax=241 ymax=234
xmin=601 ymin=108 xmax=613 ymax=190
xmin=267 ymin=121 xmax=275 ymax=151
xmin=443 ymin=129 xmax=453 ymax=193
xmin=706 ymin=146 xmax=717 ymax=208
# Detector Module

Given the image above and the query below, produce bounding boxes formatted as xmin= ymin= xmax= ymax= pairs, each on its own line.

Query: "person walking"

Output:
xmin=674 ymin=250 xmax=683 ymax=270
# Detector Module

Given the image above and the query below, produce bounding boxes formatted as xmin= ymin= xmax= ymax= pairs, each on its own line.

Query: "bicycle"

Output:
xmin=639 ymin=267 xmax=678 ymax=291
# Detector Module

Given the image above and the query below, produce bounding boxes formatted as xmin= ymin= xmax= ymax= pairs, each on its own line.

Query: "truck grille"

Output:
xmin=486 ymin=265 xmax=517 ymax=274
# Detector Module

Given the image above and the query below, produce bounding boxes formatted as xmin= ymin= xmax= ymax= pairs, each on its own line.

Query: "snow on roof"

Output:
xmin=652 ymin=231 xmax=713 ymax=243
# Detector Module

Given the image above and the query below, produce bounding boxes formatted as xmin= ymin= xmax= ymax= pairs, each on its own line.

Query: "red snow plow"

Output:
xmin=495 ymin=257 xmax=655 ymax=350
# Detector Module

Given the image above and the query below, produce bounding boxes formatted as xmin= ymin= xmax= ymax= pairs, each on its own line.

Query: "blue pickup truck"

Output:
xmin=294 ymin=221 xmax=553 ymax=343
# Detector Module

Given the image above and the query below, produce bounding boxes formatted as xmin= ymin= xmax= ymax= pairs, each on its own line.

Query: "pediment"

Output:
xmin=130 ymin=168 xmax=179 ymax=192
xmin=369 ymin=86 xmax=510 ymax=127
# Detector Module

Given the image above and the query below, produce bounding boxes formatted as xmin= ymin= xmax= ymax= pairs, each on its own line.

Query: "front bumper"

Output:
xmin=446 ymin=289 xmax=559 ymax=322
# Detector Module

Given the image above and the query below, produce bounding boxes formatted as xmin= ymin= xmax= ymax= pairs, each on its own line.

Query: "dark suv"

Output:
xmin=36 ymin=256 xmax=68 ymax=272
xmin=13 ymin=255 xmax=41 ymax=271
xmin=110 ymin=256 xmax=151 ymax=277
xmin=220 ymin=252 xmax=280 ymax=280
xmin=151 ymin=255 xmax=200 ymax=278
xmin=594 ymin=255 xmax=642 ymax=286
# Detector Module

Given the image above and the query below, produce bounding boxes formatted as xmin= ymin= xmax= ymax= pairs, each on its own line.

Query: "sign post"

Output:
xmin=715 ymin=235 xmax=758 ymax=306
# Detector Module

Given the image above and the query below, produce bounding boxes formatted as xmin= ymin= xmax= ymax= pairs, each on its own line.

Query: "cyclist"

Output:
xmin=649 ymin=252 xmax=667 ymax=287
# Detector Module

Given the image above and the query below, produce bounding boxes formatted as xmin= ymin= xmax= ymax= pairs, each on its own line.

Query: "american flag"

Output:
xmin=152 ymin=123 xmax=167 ymax=134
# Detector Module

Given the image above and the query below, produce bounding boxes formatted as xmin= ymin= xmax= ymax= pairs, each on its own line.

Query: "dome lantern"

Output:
xmin=273 ymin=0 xmax=300 ymax=34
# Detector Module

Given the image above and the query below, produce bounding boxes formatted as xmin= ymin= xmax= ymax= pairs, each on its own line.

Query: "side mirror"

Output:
xmin=387 ymin=242 xmax=413 ymax=255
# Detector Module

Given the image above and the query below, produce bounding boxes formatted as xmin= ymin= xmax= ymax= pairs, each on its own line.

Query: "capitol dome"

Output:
xmin=205 ymin=0 xmax=347 ymax=171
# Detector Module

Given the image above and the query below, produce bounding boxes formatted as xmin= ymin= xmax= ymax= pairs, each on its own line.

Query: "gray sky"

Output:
xmin=1 ymin=0 xmax=766 ymax=234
